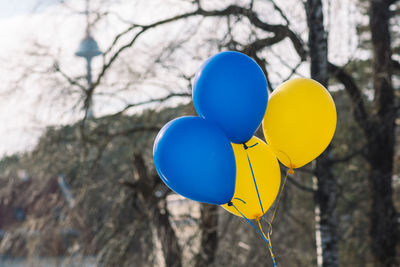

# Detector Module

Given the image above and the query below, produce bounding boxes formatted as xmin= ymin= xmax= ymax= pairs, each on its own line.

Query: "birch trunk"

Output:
xmin=306 ymin=1 xmax=339 ymax=266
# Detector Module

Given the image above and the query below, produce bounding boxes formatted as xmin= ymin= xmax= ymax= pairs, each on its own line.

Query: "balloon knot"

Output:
xmin=228 ymin=201 xmax=233 ymax=207
xmin=288 ymin=169 xmax=294 ymax=175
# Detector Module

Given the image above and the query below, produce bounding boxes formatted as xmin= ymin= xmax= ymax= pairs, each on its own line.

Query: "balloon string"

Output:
xmin=243 ymin=142 xmax=258 ymax=150
xmin=242 ymin=142 xmax=291 ymax=267
xmin=257 ymin=168 xmax=290 ymax=256
xmin=270 ymin=169 xmax=291 ymax=225
xmin=233 ymin=197 xmax=247 ymax=204
xmin=228 ymin=201 xmax=277 ymax=267
xmin=243 ymin=145 xmax=276 ymax=266
xmin=244 ymin=148 xmax=272 ymax=234
xmin=278 ymin=150 xmax=296 ymax=172
xmin=257 ymin=218 xmax=275 ymax=262
xmin=244 ymin=150 xmax=266 ymax=219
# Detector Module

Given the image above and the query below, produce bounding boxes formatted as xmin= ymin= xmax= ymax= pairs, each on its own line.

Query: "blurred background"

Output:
xmin=0 ymin=0 xmax=399 ymax=266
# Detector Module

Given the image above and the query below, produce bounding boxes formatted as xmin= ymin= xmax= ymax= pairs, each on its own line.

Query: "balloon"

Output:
xmin=222 ymin=137 xmax=281 ymax=219
xmin=262 ymin=78 xmax=337 ymax=169
xmin=192 ymin=51 xmax=268 ymax=144
xmin=153 ymin=116 xmax=236 ymax=205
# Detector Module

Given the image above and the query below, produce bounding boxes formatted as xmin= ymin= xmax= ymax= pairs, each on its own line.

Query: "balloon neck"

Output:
xmin=288 ymin=168 xmax=294 ymax=175
xmin=228 ymin=201 xmax=233 ymax=207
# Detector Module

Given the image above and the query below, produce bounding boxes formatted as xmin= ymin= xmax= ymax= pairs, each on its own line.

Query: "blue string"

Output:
xmin=243 ymin=143 xmax=271 ymax=224
xmin=245 ymin=152 xmax=266 ymax=219
xmin=242 ymin=142 xmax=277 ymax=265
xmin=233 ymin=197 xmax=246 ymax=204
xmin=243 ymin=142 xmax=258 ymax=150
xmin=228 ymin=201 xmax=277 ymax=267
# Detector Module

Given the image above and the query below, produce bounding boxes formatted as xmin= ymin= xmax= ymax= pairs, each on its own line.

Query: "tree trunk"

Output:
xmin=152 ymin=198 xmax=183 ymax=267
xmin=314 ymin=150 xmax=338 ymax=267
xmin=194 ymin=203 xmax=219 ymax=267
xmin=132 ymin=154 xmax=183 ymax=267
xmin=306 ymin=1 xmax=339 ymax=266
xmin=327 ymin=1 xmax=399 ymax=264
xmin=367 ymin=1 xmax=398 ymax=265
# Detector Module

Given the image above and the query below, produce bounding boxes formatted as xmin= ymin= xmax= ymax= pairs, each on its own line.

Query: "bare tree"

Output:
xmin=366 ymin=0 xmax=398 ymax=265
xmin=328 ymin=0 xmax=399 ymax=265
xmin=305 ymin=1 xmax=339 ymax=266
xmin=131 ymin=153 xmax=182 ymax=267
xmin=194 ymin=204 xmax=219 ymax=267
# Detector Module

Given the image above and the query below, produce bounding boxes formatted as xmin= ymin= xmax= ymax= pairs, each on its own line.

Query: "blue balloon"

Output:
xmin=153 ymin=116 xmax=236 ymax=205
xmin=193 ymin=51 xmax=268 ymax=144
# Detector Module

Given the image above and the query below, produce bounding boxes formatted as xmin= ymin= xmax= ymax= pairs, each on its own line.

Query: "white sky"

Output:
xmin=0 ymin=0 xmax=62 ymax=18
xmin=0 ymin=0 xmax=360 ymax=157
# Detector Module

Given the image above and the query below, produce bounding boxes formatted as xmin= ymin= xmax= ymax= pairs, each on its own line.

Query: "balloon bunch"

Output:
xmin=153 ymin=51 xmax=272 ymax=207
xmin=153 ymin=51 xmax=336 ymax=265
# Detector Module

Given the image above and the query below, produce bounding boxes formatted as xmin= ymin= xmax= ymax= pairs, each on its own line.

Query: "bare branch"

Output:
xmin=269 ymin=0 xmax=291 ymax=25
xmin=249 ymin=0 xmax=255 ymax=10
xmin=287 ymin=176 xmax=315 ymax=193
xmin=75 ymin=3 xmax=309 ymax=137
xmin=197 ymin=5 xmax=307 ymax=60
xmin=244 ymin=35 xmax=287 ymax=51
xmin=93 ymin=125 xmax=161 ymax=138
xmin=246 ymin=51 xmax=273 ymax=92
xmin=105 ymin=92 xmax=191 ymax=119
xmin=96 ymin=4 xmax=308 ymax=97
xmin=102 ymin=24 xmax=141 ymax=56
xmin=53 ymin=62 xmax=86 ymax=91
xmin=328 ymin=62 xmax=370 ymax=133
xmin=97 ymin=10 xmax=202 ymax=88
xmin=285 ymin=61 xmax=303 ymax=80
xmin=331 ymin=147 xmax=365 ymax=163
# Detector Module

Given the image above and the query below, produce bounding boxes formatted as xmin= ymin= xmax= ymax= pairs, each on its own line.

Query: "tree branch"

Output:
xmin=269 ymin=0 xmax=291 ymax=25
xmin=93 ymin=125 xmax=161 ymax=138
xmin=197 ymin=5 xmax=307 ymax=60
xmin=132 ymin=153 xmax=183 ymax=267
xmin=331 ymin=147 xmax=365 ymax=163
xmin=95 ymin=4 xmax=307 ymax=95
xmin=75 ymin=3 xmax=308 ymax=135
xmin=95 ymin=10 xmax=201 ymax=90
xmin=328 ymin=62 xmax=370 ymax=133
xmin=105 ymin=92 xmax=191 ymax=119
xmin=250 ymin=52 xmax=273 ymax=92
xmin=287 ymin=176 xmax=315 ymax=193
xmin=53 ymin=62 xmax=86 ymax=91
xmin=244 ymin=35 xmax=287 ymax=52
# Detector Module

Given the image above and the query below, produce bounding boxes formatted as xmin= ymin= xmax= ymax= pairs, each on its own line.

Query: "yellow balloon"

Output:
xmin=262 ymin=78 xmax=337 ymax=169
xmin=222 ymin=137 xmax=281 ymax=219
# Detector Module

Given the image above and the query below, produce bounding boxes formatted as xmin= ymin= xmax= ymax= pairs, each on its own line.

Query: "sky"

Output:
xmin=0 ymin=0 xmax=360 ymax=157
xmin=0 ymin=0 xmax=198 ymax=156
xmin=0 ymin=0 xmax=62 ymax=18
xmin=0 ymin=0 xmax=73 ymax=155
